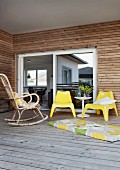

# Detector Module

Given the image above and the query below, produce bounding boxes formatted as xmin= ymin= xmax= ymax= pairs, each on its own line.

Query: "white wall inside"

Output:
xmin=24 ymin=55 xmax=53 ymax=100
xmin=57 ymin=55 xmax=79 ymax=84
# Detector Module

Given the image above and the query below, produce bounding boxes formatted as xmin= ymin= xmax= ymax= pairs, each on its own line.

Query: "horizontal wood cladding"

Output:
xmin=13 ymin=20 xmax=120 ymax=113
xmin=0 ymin=30 xmax=15 ymax=98
xmin=13 ymin=21 xmax=120 ymax=52
xmin=0 ymin=29 xmax=13 ymax=44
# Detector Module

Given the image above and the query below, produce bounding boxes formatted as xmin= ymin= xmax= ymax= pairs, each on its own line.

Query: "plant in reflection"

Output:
xmin=79 ymin=84 xmax=94 ymax=97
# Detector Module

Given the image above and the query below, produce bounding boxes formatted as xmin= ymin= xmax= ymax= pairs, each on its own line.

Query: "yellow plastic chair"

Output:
xmin=50 ymin=91 xmax=76 ymax=118
xmin=82 ymin=91 xmax=118 ymax=121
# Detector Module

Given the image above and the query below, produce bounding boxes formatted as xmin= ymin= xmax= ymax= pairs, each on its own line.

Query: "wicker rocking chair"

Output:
xmin=0 ymin=74 xmax=48 ymax=126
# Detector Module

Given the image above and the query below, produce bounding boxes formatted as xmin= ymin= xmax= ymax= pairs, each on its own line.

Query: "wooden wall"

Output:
xmin=1 ymin=20 xmax=120 ymax=113
xmin=13 ymin=20 xmax=120 ymax=112
xmin=0 ymin=30 xmax=15 ymax=96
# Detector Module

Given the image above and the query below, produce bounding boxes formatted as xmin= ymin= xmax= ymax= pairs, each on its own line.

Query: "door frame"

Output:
xmin=17 ymin=47 xmax=97 ymax=108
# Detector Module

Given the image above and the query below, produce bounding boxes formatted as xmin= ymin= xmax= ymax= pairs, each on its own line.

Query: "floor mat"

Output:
xmin=48 ymin=119 xmax=120 ymax=142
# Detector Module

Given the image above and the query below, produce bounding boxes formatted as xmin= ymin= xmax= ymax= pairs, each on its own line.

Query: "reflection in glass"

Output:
xmin=62 ymin=67 xmax=71 ymax=84
xmin=57 ymin=52 xmax=93 ymax=109
xmin=37 ymin=70 xmax=47 ymax=86
xmin=27 ymin=70 xmax=36 ymax=86
xmin=77 ymin=53 xmax=93 ymax=108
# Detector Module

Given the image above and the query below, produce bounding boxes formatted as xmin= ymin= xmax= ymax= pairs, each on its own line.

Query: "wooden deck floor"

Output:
xmin=0 ymin=110 xmax=120 ymax=170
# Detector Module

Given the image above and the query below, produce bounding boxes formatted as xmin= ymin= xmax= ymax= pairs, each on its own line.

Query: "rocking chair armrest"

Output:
xmin=24 ymin=93 xmax=40 ymax=108
xmin=22 ymin=92 xmax=32 ymax=103
xmin=26 ymin=93 xmax=40 ymax=104
xmin=22 ymin=92 xmax=30 ymax=95
xmin=15 ymin=93 xmax=40 ymax=104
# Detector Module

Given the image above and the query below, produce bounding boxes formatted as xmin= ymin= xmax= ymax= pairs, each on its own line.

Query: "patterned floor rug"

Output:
xmin=48 ymin=119 xmax=120 ymax=142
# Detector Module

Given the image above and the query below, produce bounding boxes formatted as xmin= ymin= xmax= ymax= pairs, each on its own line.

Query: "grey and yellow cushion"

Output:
xmin=94 ymin=97 xmax=116 ymax=105
xmin=14 ymin=92 xmax=29 ymax=107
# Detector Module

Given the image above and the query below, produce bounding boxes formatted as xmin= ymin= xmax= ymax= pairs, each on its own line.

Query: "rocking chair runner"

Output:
xmin=0 ymin=74 xmax=48 ymax=126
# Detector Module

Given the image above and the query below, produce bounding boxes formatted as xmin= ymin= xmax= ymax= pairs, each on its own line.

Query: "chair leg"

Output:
xmin=96 ymin=109 xmax=101 ymax=115
xmin=12 ymin=110 xmax=17 ymax=120
xmin=114 ymin=105 xmax=118 ymax=116
xmin=102 ymin=108 xmax=109 ymax=121
xmin=70 ymin=105 xmax=76 ymax=117
xmin=33 ymin=110 xmax=38 ymax=116
xmin=50 ymin=104 xmax=56 ymax=117
xmin=17 ymin=110 xmax=22 ymax=124
xmin=82 ymin=106 xmax=88 ymax=118
xmin=35 ymin=107 xmax=44 ymax=119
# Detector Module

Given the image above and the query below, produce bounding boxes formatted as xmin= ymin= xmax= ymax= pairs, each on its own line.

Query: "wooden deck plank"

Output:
xmin=0 ymin=142 xmax=120 ymax=170
xmin=0 ymin=161 xmax=43 ymax=170
xmin=0 ymin=132 xmax=120 ymax=152
xmin=0 ymin=143 xmax=120 ymax=165
xmin=0 ymin=111 xmax=120 ymax=170
xmin=0 ymin=141 xmax=120 ymax=169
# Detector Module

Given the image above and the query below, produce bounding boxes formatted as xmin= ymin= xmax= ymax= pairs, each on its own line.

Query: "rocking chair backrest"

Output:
xmin=0 ymin=74 xmax=18 ymax=109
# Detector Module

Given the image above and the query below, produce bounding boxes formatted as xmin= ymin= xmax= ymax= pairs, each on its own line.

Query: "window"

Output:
xmin=37 ymin=70 xmax=47 ymax=86
xmin=62 ymin=67 xmax=71 ymax=84
xmin=27 ymin=70 xmax=47 ymax=86
xmin=27 ymin=70 xmax=36 ymax=86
